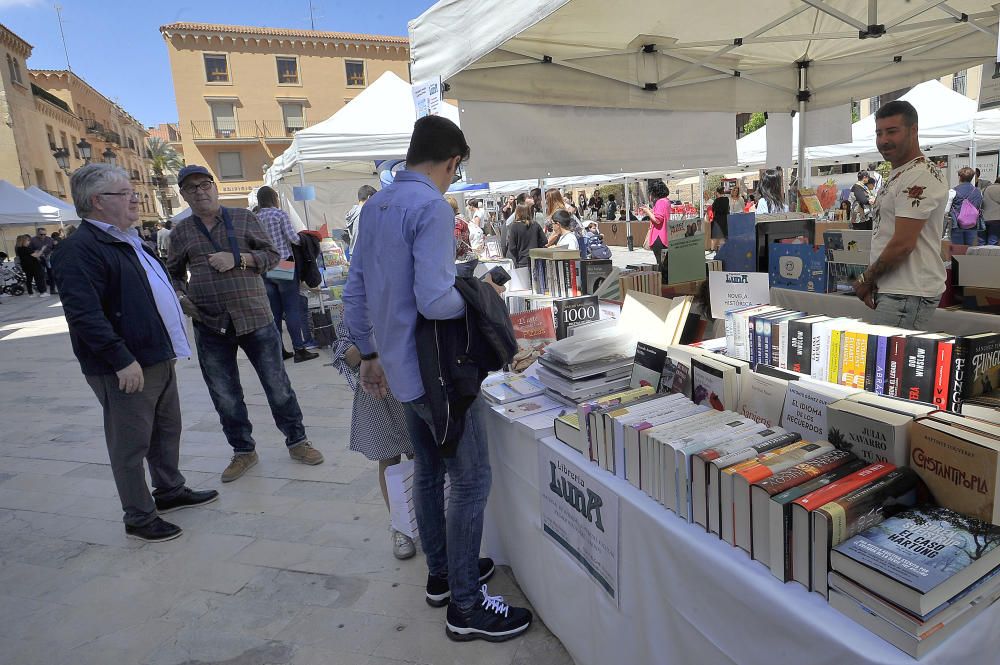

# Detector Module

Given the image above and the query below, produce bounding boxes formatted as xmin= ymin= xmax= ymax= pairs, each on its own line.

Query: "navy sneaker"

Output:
xmin=445 ymin=585 xmax=533 ymax=642
xmin=154 ymin=487 xmax=219 ymax=514
xmin=425 ymin=557 xmax=496 ymax=607
xmin=125 ymin=517 xmax=183 ymax=543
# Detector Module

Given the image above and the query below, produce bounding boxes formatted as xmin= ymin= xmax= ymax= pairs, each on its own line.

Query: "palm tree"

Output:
xmin=147 ymin=137 xmax=184 ymax=217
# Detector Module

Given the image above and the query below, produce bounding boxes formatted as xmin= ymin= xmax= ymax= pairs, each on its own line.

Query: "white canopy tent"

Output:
xmin=265 ymin=71 xmax=461 ymax=184
xmin=0 ymin=180 xmax=64 ymax=226
xmin=736 ymin=79 xmax=980 ymax=167
xmin=23 ymin=186 xmax=79 ymax=223
xmin=411 ymin=1 xmax=998 ymax=183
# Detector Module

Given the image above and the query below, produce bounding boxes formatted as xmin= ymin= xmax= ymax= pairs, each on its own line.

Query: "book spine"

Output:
xmin=874 ymin=335 xmax=887 ymax=395
xmin=570 ymin=260 xmax=578 ymax=297
xmin=840 ymin=332 xmax=855 ymax=387
xmin=863 ymin=334 xmax=877 ymax=393
xmin=902 ymin=337 xmax=936 ymax=403
xmin=788 ymin=320 xmax=805 ymax=373
xmin=778 ymin=320 xmax=789 ymax=370
xmin=853 ymin=332 xmax=868 ymax=390
xmin=563 ymin=261 xmax=571 ymax=298
xmin=950 ymin=337 xmax=967 ymax=413
xmin=748 ymin=315 xmax=758 ymax=366
xmin=887 ymin=336 xmax=906 ymax=397
xmin=828 ymin=330 xmax=842 ymax=384
xmin=932 ymin=341 xmax=953 ymax=410
xmin=763 ymin=320 xmax=773 ymax=368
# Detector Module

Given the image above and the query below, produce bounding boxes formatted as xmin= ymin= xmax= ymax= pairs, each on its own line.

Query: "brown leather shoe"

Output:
xmin=288 ymin=440 xmax=324 ymax=465
xmin=221 ymin=451 xmax=259 ymax=482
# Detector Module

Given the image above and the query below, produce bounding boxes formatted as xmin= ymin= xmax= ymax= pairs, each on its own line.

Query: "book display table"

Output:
xmin=769 ymin=288 xmax=997 ymax=338
xmin=483 ymin=409 xmax=1000 ymax=665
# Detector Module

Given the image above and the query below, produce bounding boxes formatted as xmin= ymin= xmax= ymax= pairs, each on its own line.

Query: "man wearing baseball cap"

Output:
xmin=167 ymin=165 xmax=324 ymax=482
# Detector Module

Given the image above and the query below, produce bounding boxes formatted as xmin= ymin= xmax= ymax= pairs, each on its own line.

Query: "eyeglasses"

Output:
xmin=101 ymin=191 xmax=140 ymax=201
xmin=181 ymin=181 xmax=214 ymax=195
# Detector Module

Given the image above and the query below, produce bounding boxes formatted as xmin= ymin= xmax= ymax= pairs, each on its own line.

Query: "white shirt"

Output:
xmin=871 ymin=156 xmax=948 ymax=298
xmin=85 ymin=219 xmax=191 ymax=358
xmin=556 ymin=231 xmax=579 ymax=251
xmin=754 ymin=199 xmax=788 ymax=214
xmin=468 ymin=222 xmax=484 ymax=254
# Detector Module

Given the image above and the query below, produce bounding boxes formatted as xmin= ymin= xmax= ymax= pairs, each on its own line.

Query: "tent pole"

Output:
xmin=797 ymin=61 xmax=810 ymax=193
xmin=698 ymin=171 xmax=706 ymax=220
xmin=970 ymin=127 xmax=977 ymax=172
xmin=298 ymin=163 xmax=310 ymax=230
xmin=625 ymin=177 xmax=633 ymax=251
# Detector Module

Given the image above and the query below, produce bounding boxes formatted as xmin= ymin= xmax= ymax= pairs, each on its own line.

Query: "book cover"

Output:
xmin=950 ymin=336 xmax=969 ymax=413
xmin=780 ymin=380 xmax=858 ymax=442
xmin=787 ymin=315 xmax=825 ymax=375
xmin=631 ymin=341 xmax=668 ymax=390
xmin=738 ymin=371 xmax=788 ymax=428
xmin=966 ymin=333 xmax=1000 ymax=399
xmin=909 ymin=418 xmax=1000 ymax=524
xmin=552 ymin=295 xmax=599 ymax=340
xmin=691 ymin=358 xmax=730 ymax=412
xmin=887 ymin=335 xmax=910 ymax=398
xmin=826 ymin=399 xmax=915 ymax=467
xmin=828 ymin=329 xmax=843 ymax=384
xmin=579 ymin=259 xmax=613 ymax=295
xmin=481 ymin=373 xmax=546 ymax=404
xmin=831 ymin=506 xmax=1000 ymax=607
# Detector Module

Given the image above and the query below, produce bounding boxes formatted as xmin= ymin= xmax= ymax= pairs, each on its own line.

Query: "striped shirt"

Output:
xmin=257 ymin=206 xmax=299 ymax=259
xmin=166 ymin=207 xmax=280 ymax=335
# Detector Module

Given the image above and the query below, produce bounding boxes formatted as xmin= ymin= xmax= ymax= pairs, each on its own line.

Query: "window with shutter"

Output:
xmin=210 ymin=102 xmax=237 ymax=138
xmin=218 ymin=152 xmax=243 ymax=180
xmin=276 ymin=57 xmax=299 ymax=85
xmin=281 ymin=102 xmax=305 ymax=136
xmin=204 ymin=54 xmax=230 ymax=83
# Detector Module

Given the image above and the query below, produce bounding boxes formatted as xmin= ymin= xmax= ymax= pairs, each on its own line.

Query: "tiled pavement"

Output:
xmin=0 ymin=293 xmax=573 ymax=665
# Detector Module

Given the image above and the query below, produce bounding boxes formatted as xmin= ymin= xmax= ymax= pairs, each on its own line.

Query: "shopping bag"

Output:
xmin=265 ymin=260 xmax=296 ymax=281
xmin=310 ymin=307 xmax=336 ymax=348
xmin=957 ymin=199 xmax=980 ymax=229
xmin=384 ymin=459 xmax=450 ymax=541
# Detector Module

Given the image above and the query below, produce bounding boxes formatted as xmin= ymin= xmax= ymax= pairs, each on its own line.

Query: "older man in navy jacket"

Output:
xmin=53 ymin=164 xmax=217 ymax=542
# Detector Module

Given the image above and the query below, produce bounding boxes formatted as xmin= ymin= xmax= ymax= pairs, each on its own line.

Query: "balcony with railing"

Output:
xmin=190 ymin=120 xmax=297 ymax=142
xmin=86 ymin=120 xmax=105 ymax=136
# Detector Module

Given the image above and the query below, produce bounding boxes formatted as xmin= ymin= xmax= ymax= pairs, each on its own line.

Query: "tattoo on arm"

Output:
xmin=865 ymin=256 xmax=895 ymax=282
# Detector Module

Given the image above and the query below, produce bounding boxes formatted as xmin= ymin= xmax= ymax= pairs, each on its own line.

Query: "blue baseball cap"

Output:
xmin=177 ymin=164 xmax=213 ymax=186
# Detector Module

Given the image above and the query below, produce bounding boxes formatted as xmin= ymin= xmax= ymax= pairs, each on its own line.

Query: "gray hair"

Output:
xmin=71 ymin=163 xmax=129 ymax=218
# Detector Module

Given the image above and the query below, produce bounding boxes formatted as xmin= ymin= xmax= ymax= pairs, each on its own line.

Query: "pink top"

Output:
xmin=649 ymin=198 xmax=671 ymax=247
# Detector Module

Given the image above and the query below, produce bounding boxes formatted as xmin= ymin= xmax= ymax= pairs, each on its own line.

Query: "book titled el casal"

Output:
xmin=830 ymin=506 xmax=1000 ymax=616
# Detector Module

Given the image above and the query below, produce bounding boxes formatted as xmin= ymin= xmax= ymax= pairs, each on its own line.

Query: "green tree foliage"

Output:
xmin=146 ymin=137 xmax=184 ymax=182
xmin=743 ymin=112 xmax=766 ymax=136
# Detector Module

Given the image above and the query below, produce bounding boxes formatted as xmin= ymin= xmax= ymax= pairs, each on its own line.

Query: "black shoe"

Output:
xmin=293 ymin=348 xmax=319 ymax=363
xmin=125 ymin=517 xmax=183 ymax=543
xmin=445 ymin=585 xmax=533 ymax=642
xmin=154 ymin=487 xmax=220 ymax=514
xmin=282 ymin=348 xmax=295 ymax=360
xmin=426 ymin=557 xmax=496 ymax=607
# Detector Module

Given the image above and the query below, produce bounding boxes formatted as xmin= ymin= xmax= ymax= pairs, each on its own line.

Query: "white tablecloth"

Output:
xmin=483 ymin=410 xmax=1000 ymax=665
xmin=769 ymin=288 xmax=997 ymax=337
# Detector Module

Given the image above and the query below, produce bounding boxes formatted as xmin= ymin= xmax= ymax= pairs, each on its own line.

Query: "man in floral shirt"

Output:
xmin=854 ymin=101 xmax=948 ymax=330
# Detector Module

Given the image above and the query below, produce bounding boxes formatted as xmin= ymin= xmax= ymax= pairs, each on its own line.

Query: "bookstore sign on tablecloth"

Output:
xmin=540 ymin=444 xmax=620 ymax=605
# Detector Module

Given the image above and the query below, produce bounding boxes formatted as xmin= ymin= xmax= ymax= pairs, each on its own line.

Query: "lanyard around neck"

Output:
xmin=192 ymin=207 xmax=241 ymax=265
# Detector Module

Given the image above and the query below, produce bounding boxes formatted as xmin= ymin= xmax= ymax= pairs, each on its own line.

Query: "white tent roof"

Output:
xmin=0 ymin=180 xmax=63 ymax=226
xmin=24 ymin=186 xmax=79 ymax=222
xmin=736 ymin=79 xmax=979 ymax=167
xmin=411 ymin=1 xmax=997 ymax=113
xmin=266 ymin=71 xmax=461 ymax=183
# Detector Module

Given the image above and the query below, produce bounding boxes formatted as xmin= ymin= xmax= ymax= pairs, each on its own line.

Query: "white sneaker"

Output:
xmin=39 ymin=292 xmax=50 ymax=298
xmin=391 ymin=528 xmax=416 ymax=560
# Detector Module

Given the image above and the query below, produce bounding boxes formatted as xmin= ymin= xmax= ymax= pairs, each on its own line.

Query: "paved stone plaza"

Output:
xmin=0 ymin=293 xmax=574 ymax=665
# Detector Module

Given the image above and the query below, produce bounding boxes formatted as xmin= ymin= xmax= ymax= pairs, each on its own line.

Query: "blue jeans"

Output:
xmin=403 ymin=396 xmax=491 ymax=611
xmin=193 ymin=321 xmax=306 ymax=453
xmin=951 ymin=228 xmax=978 ymax=246
xmin=264 ymin=277 xmax=307 ymax=350
xmin=299 ymin=295 xmax=316 ymax=346
xmin=871 ymin=293 xmax=939 ymax=330
xmin=986 ymin=221 xmax=1000 ymax=246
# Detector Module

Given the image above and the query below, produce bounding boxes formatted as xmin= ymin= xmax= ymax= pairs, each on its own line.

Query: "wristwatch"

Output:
xmin=856 ymin=272 xmax=867 ymax=285
xmin=360 ymin=352 xmax=379 ymax=361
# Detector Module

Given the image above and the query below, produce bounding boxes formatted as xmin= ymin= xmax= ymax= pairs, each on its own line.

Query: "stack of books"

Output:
xmin=619 ymin=270 xmax=662 ymax=298
xmin=528 ymin=248 xmax=584 ymax=297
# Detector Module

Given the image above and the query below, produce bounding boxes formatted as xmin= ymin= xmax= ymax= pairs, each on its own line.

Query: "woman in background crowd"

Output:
xmin=551 ymin=210 xmax=580 ymax=251
xmin=638 ymin=179 xmax=671 ymax=270
xmin=729 ymin=184 xmax=744 ymax=213
xmin=15 ymin=234 xmax=46 ymax=297
xmin=755 ymin=169 xmax=788 ymax=214
xmin=982 ymin=176 xmax=1000 ymax=245
xmin=949 ymin=167 xmax=982 ymax=246
xmin=505 ymin=203 xmax=547 ymax=268
xmin=710 ymin=187 xmax=729 ymax=251
xmin=447 ymin=195 xmax=478 ymax=263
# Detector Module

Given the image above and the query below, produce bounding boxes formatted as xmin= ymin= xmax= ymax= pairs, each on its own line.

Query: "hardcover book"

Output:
xmin=830 ymin=505 xmax=1000 ymax=616
xmin=579 ymin=259 xmax=614 ymax=296
xmin=780 ymin=378 xmax=859 ymax=442
xmin=631 ymin=341 xmax=668 ymax=390
xmin=909 ymin=418 xmax=1000 ymax=524
xmin=965 ymin=332 xmax=1000 ymax=399
xmin=810 ymin=466 xmax=920 ymax=597
xmin=825 ymin=399 xmax=916 ymax=467
xmin=737 ymin=370 xmax=788 ymax=428
xmin=901 ymin=334 xmax=950 ymax=404
xmin=691 ymin=357 xmax=736 ymax=412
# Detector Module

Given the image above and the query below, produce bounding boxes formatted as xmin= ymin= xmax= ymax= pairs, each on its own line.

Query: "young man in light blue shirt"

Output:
xmin=343 ymin=115 xmax=532 ymax=643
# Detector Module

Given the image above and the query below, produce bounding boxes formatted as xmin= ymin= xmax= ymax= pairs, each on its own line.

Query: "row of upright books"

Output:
xmin=724 ymin=304 xmax=1000 ymax=415
xmin=527 ymin=249 xmax=614 ymax=298
xmin=519 ymin=329 xmax=1000 ymax=658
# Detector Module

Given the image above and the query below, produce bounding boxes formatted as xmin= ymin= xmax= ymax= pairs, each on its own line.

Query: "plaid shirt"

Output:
xmin=167 ymin=207 xmax=280 ymax=335
xmin=257 ymin=207 xmax=299 ymax=259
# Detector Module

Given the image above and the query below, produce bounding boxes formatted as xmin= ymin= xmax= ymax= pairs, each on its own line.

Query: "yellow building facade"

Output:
xmin=160 ymin=22 xmax=410 ymax=207
xmin=0 ymin=23 xmax=158 ymax=225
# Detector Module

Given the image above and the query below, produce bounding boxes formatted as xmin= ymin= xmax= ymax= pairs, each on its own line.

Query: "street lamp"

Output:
xmin=76 ymin=138 xmax=92 ymax=163
xmin=52 ymin=147 xmax=70 ymax=173
xmin=102 ymin=147 xmax=117 ymax=166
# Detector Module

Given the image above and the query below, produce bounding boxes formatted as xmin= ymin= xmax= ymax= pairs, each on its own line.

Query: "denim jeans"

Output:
xmin=403 ymin=396 xmax=491 ymax=611
xmin=950 ymin=228 xmax=978 ymax=246
xmin=193 ymin=321 xmax=306 ymax=453
xmin=871 ymin=293 xmax=939 ymax=330
xmin=299 ymin=295 xmax=316 ymax=346
xmin=264 ymin=277 xmax=307 ymax=350
xmin=986 ymin=221 xmax=1000 ymax=246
